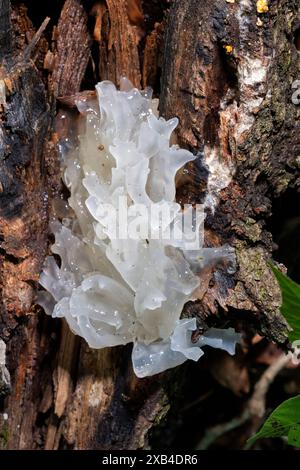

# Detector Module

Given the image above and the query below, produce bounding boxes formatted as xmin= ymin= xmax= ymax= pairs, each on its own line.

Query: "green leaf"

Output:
xmin=288 ymin=425 xmax=300 ymax=447
xmin=271 ymin=265 xmax=300 ymax=342
xmin=249 ymin=267 xmax=300 ymax=447
xmin=248 ymin=395 xmax=300 ymax=446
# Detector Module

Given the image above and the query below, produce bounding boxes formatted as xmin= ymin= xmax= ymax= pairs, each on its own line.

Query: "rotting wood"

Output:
xmin=161 ymin=0 xmax=300 ymax=343
xmin=0 ymin=0 xmax=299 ymax=450
xmin=51 ymin=0 xmax=91 ymax=97
xmin=96 ymin=0 xmax=142 ymax=87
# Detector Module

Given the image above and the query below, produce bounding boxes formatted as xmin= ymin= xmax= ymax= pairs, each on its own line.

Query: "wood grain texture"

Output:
xmin=97 ymin=0 xmax=142 ymax=87
xmin=0 ymin=2 xmax=58 ymax=449
xmin=52 ymin=0 xmax=91 ymax=97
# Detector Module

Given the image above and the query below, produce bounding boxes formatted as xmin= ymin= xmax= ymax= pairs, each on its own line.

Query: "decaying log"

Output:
xmin=0 ymin=0 xmax=299 ymax=450
xmin=161 ymin=0 xmax=300 ymax=343
xmin=0 ymin=0 xmax=54 ymax=449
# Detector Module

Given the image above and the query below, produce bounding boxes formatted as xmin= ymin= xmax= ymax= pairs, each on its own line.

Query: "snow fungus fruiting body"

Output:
xmin=38 ymin=79 xmax=240 ymax=377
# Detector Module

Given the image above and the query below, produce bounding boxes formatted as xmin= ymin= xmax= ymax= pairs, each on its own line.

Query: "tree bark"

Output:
xmin=0 ymin=0 xmax=299 ymax=450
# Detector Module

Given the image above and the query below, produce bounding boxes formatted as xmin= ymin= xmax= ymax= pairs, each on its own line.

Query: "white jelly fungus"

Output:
xmin=38 ymin=78 xmax=241 ymax=377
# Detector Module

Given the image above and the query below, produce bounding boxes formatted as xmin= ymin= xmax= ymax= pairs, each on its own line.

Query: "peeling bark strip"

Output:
xmin=95 ymin=0 xmax=142 ymax=87
xmin=51 ymin=0 xmax=91 ymax=97
xmin=0 ymin=0 xmax=299 ymax=451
